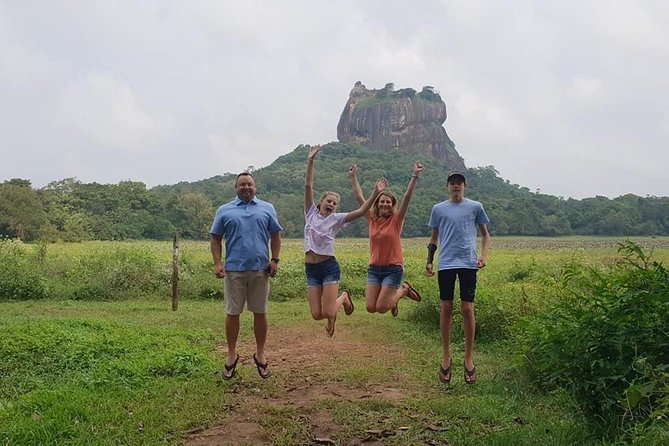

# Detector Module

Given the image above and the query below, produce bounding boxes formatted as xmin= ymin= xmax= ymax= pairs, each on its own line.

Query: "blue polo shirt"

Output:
xmin=210 ymin=197 xmax=283 ymax=272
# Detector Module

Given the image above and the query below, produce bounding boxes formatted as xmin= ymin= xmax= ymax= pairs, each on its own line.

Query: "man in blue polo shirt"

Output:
xmin=210 ymin=172 xmax=282 ymax=380
xmin=426 ymin=172 xmax=491 ymax=385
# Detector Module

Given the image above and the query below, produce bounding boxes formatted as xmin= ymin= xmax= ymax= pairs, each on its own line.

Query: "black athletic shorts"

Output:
xmin=437 ymin=268 xmax=478 ymax=302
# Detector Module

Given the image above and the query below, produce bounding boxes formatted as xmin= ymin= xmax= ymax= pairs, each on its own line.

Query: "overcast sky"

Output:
xmin=1 ymin=1 xmax=667 ymax=199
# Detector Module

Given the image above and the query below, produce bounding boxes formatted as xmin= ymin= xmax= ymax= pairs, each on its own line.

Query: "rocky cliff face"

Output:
xmin=337 ymin=82 xmax=466 ymax=171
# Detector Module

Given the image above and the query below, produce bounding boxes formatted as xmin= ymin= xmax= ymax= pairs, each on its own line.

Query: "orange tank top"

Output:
xmin=368 ymin=213 xmax=404 ymax=266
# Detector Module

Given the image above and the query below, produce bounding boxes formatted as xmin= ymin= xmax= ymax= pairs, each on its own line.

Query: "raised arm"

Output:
xmin=348 ymin=164 xmax=366 ymax=206
xmin=397 ymin=161 xmax=423 ymax=221
xmin=345 ymin=177 xmax=388 ymax=222
xmin=304 ymin=145 xmax=320 ymax=213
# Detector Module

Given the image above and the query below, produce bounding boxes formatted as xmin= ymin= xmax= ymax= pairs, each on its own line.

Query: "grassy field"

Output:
xmin=1 ymin=237 xmax=668 ymax=445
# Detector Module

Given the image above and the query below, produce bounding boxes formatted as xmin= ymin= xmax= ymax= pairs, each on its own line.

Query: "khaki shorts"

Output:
xmin=223 ymin=271 xmax=270 ymax=315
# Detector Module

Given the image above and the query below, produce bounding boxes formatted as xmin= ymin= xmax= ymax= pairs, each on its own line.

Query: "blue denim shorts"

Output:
xmin=366 ymin=265 xmax=404 ymax=288
xmin=305 ymin=257 xmax=341 ymax=288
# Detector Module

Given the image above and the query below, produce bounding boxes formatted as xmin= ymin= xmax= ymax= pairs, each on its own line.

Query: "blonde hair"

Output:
xmin=371 ymin=191 xmax=398 ymax=220
xmin=316 ymin=191 xmax=341 ymax=210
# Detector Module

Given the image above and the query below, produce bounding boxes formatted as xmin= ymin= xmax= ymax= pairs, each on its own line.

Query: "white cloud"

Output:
xmin=56 ymin=72 xmax=174 ymax=151
xmin=0 ymin=44 xmax=66 ymax=87
xmin=569 ymin=77 xmax=605 ymax=108
xmin=208 ymin=132 xmax=285 ymax=175
xmin=0 ymin=0 xmax=667 ymax=198
xmin=450 ymin=88 xmax=528 ymax=147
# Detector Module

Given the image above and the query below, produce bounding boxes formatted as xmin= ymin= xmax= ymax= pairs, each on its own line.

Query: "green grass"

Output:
xmin=0 ymin=298 xmax=597 ymax=445
xmin=0 ymin=300 xmax=228 ymax=445
xmin=1 ymin=237 xmax=668 ymax=445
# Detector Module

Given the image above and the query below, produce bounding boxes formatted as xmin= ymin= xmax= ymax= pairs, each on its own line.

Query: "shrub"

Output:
xmin=67 ymin=246 xmax=165 ymax=300
xmin=0 ymin=239 xmax=46 ymax=299
xmin=521 ymin=241 xmax=669 ymax=441
xmin=407 ymin=278 xmax=546 ymax=344
xmin=176 ymin=252 xmax=224 ymax=300
xmin=506 ymin=259 xmax=538 ymax=282
xmin=407 ymin=295 xmax=441 ymax=334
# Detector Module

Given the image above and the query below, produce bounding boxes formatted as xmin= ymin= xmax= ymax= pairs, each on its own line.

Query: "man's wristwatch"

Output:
xmin=270 ymin=258 xmax=280 ymax=263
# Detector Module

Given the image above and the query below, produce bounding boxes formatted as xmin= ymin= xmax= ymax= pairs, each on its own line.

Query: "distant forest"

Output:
xmin=2 ymin=142 xmax=668 ymax=241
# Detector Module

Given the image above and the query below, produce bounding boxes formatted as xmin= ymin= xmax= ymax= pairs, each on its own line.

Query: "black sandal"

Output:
xmin=253 ymin=353 xmax=271 ymax=379
xmin=464 ymin=364 xmax=477 ymax=384
xmin=439 ymin=360 xmax=452 ymax=384
xmin=222 ymin=354 xmax=239 ymax=380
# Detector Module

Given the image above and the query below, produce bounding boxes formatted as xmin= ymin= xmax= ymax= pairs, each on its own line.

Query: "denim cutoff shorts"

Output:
xmin=305 ymin=257 xmax=341 ymax=288
xmin=366 ymin=265 xmax=404 ymax=288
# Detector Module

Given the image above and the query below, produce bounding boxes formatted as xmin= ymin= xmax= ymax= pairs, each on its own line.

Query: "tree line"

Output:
xmin=2 ymin=143 xmax=668 ymax=241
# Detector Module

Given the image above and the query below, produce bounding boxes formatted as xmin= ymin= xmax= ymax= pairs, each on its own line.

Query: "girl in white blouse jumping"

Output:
xmin=303 ymin=145 xmax=387 ymax=337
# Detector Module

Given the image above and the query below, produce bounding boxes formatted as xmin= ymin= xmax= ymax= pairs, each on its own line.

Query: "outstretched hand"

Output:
xmin=413 ymin=161 xmax=424 ymax=176
xmin=308 ymin=145 xmax=321 ymax=161
xmin=374 ymin=177 xmax=388 ymax=193
xmin=348 ymin=164 xmax=358 ymax=177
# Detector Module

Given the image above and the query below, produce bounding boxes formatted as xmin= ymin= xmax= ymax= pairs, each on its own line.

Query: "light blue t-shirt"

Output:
xmin=210 ymin=197 xmax=283 ymax=272
xmin=428 ymin=198 xmax=490 ymax=270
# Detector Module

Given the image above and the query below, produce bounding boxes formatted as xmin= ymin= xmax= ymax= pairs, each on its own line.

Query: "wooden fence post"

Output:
xmin=171 ymin=234 xmax=179 ymax=311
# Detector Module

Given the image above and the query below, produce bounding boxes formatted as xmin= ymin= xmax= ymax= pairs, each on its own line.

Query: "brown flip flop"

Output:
xmin=343 ymin=290 xmax=354 ymax=315
xmin=403 ymin=281 xmax=422 ymax=302
xmin=326 ymin=315 xmax=337 ymax=337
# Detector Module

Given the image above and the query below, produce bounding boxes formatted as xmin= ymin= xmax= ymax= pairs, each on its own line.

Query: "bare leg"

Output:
xmin=253 ymin=312 xmax=268 ymax=363
xmin=307 ymin=286 xmax=325 ymax=320
xmin=365 ymin=284 xmax=381 ymax=313
xmin=321 ymin=284 xmax=347 ymax=337
xmin=440 ymin=301 xmax=454 ymax=376
xmin=461 ymin=302 xmax=476 ymax=370
xmin=225 ymin=314 xmax=240 ymax=365
xmin=337 ymin=289 xmax=353 ymax=314
xmin=376 ymin=285 xmax=408 ymax=314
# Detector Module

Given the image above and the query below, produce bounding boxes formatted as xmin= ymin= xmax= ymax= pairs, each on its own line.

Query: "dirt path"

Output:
xmin=183 ymin=323 xmax=420 ymax=446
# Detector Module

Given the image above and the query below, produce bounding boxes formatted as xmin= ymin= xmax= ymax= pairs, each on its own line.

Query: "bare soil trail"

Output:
xmin=184 ymin=322 xmax=424 ymax=446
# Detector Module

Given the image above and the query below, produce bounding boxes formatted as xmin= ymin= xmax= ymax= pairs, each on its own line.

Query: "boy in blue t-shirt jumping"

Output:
xmin=426 ymin=172 xmax=491 ymax=385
